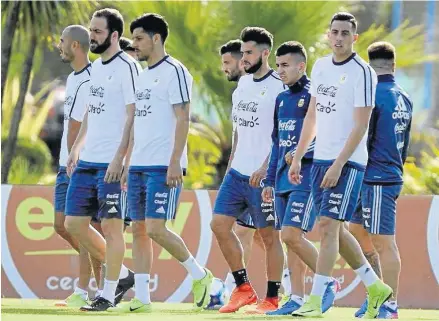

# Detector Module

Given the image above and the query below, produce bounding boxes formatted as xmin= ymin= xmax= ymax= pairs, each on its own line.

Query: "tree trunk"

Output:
xmin=1 ymin=33 xmax=37 ymax=184
xmin=1 ymin=1 xmax=21 ymax=117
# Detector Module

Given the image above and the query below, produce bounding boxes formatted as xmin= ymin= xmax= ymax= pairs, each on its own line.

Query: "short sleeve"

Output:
xmin=121 ymin=61 xmax=140 ymax=106
xmin=70 ymin=80 xmax=90 ymax=122
xmin=169 ymin=66 xmax=193 ymax=105
xmin=354 ymin=64 xmax=377 ymax=108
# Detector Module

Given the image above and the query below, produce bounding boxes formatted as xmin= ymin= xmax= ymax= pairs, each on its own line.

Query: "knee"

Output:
xmin=146 ymin=222 xmax=165 ymax=241
xmin=210 ymin=217 xmax=230 ymax=238
xmin=371 ymin=235 xmax=398 ymax=256
xmin=54 ymin=219 xmax=67 ymax=236
xmin=318 ymin=217 xmax=339 ymax=238
xmin=132 ymin=221 xmax=147 ymax=237
xmin=281 ymin=228 xmax=303 ymax=251
xmin=259 ymin=230 xmax=278 ymax=249
xmin=64 ymin=217 xmax=80 ymax=236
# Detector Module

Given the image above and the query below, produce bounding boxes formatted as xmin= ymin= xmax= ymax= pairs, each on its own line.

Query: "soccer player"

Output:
xmin=218 ymin=39 xmax=270 ymax=295
xmin=53 ymin=25 xmax=102 ymax=307
xmin=64 ymin=8 xmax=140 ymax=311
xmin=262 ymin=41 xmax=339 ymax=315
xmin=211 ymin=27 xmax=285 ymax=314
xmin=350 ymin=42 xmax=412 ymax=319
xmin=108 ymin=13 xmax=213 ymax=313
xmin=289 ymin=12 xmax=392 ymax=318
xmin=119 ymin=37 xmax=137 ymax=60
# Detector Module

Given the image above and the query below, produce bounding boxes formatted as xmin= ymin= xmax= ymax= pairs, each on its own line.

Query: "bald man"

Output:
xmin=54 ymin=25 xmax=99 ymax=307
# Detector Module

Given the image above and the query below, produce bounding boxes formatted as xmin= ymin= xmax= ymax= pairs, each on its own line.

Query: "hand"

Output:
xmin=285 ymin=152 xmax=293 ymax=165
xmin=167 ymin=161 xmax=183 ymax=188
xmin=250 ymin=166 xmax=267 ymax=188
xmin=120 ymin=168 xmax=128 ymax=190
xmin=261 ymin=186 xmax=274 ymax=203
xmin=104 ymin=157 xmax=123 ymax=183
xmin=320 ymin=162 xmax=343 ymax=188
xmin=66 ymin=149 xmax=79 ymax=177
xmin=288 ymin=158 xmax=302 ymax=185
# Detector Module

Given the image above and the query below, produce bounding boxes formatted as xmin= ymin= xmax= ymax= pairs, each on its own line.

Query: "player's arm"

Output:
xmin=66 ymin=111 xmax=88 ymax=176
xmin=225 ymin=128 xmax=238 ymax=175
xmin=401 ymin=119 xmax=412 ymax=164
xmin=366 ymin=105 xmax=379 ymax=151
xmin=121 ymin=125 xmax=134 ymax=187
xmin=105 ymin=103 xmax=135 ymax=183
xmin=289 ymin=96 xmax=316 ymax=184
xmin=168 ymin=101 xmax=190 ymax=187
xmin=105 ymin=62 xmax=139 ymax=183
xmin=67 ymin=81 xmax=90 ymax=153
xmin=264 ymin=99 xmax=280 ymax=189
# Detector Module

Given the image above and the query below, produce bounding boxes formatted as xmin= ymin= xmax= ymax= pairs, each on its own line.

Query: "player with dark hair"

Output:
xmin=350 ymin=41 xmax=412 ymax=319
xmin=64 ymin=8 xmax=140 ymax=311
xmin=119 ymin=37 xmax=137 ymax=59
xmin=289 ymin=12 xmax=392 ymax=318
xmin=264 ymin=41 xmax=339 ymax=315
xmin=108 ymin=13 xmax=213 ymax=313
xmin=211 ymin=27 xmax=286 ymax=314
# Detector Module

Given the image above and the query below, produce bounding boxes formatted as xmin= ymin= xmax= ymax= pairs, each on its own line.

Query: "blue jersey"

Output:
xmin=364 ymin=74 xmax=412 ymax=184
xmin=265 ymin=75 xmax=314 ymax=193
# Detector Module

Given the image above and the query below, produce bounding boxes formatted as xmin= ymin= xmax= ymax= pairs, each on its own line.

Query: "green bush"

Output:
xmin=1 ymin=136 xmax=52 ymax=184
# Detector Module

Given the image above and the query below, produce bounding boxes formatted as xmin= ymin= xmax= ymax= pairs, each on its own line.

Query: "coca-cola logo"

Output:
xmin=278 ymin=119 xmax=296 ymax=131
xmin=317 ymin=84 xmax=338 ymax=98
xmin=89 ymin=85 xmax=104 ymax=98
xmin=237 ymin=100 xmax=259 ymax=113
xmin=136 ymin=89 xmax=151 ymax=101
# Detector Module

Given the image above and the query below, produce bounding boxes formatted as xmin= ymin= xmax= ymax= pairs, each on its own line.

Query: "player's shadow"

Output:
xmin=1 ymin=307 xmax=121 ymax=316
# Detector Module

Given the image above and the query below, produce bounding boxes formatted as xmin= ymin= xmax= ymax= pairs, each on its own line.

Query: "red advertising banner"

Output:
xmin=1 ymin=185 xmax=438 ymax=308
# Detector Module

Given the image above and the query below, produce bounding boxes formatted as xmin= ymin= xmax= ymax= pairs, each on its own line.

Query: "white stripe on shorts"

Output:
xmin=339 ymin=168 xmax=358 ymax=220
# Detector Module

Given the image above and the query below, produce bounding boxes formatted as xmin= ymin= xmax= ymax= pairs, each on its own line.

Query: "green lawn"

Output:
xmin=1 ymin=299 xmax=438 ymax=321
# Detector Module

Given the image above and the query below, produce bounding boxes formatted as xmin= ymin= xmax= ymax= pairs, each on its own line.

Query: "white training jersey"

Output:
xmin=59 ymin=64 xmax=91 ymax=167
xmin=310 ymin=53 xmax=377 ymax=166
xmin=80 ymin=51 xmax=141 ymax=164
xmin=130 ymin=55 xmax=193 ymax=169
xmin=231 ymin=70 xmax=286 ymax=176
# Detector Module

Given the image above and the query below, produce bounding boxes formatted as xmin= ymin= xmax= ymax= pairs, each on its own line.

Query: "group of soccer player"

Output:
xmin=54 ymin=6 xmax=412 ymax=319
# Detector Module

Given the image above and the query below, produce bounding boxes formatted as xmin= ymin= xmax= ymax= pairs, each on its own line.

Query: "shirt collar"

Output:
xmin=289 ymin=74 xmax=309 ymax=93
xmin=378 ymin=74 xmax=395 ymax=83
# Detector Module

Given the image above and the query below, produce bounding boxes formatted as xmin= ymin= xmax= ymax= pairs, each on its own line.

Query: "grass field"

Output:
xmin=1 ymin=299 xmax=438 ymax=321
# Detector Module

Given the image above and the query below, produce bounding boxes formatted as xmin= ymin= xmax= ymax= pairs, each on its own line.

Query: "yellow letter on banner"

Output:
xmin=16 ymin=197 xmax=54 ymax=241
xmin=158 ymin=202 xmax=193 ymax=260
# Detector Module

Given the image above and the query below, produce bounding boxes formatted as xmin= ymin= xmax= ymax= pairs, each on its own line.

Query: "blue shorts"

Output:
xmin=213 ymin=169 xmax=276 ymax=229
xmin=236 ymin=211 xmax=255 ymax=229
xmin=311 ymin=160 xmax=365 ymax=222
xmin=351 ymin=183 xmax=402 ymax=235
xmin=65 ymin=161 xmax=124 ymax=220
xmin=275 ymin=190 xmax=316 ymax=232
xmin=54 ymin=167 xmax=69 ymax=213
xmin=127 ymin=170 xmax=181 ymax=221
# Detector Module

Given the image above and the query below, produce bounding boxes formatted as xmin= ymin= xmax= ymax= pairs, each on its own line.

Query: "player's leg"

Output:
xmin=212 ymin=174 xmax=258 ymax=313
xmin=223 ymin=220 xmax=255 ymax=291
xmin=349 ymin=201 xmax=382 ymax=318
xmin=365 ymin=184 xmax=402 ymax=319
xmin=90 ymin=219 xmax=103 ymax=296
xmin=54 ymin=168 xmax=91 ymax=307
xmin=109 ymin=172 xmax=152 ymax=313
xmin=245 ymin=187 xmax=283 ymax=314
xmin=144 ymin=171 xmax=212 ymax=311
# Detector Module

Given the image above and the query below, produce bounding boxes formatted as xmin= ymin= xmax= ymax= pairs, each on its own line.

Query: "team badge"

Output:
xmin=298 ymin=98 xmax=305 ymax=107
xmin=154 ymin=78 xmax=160 ymax=84
xmin=260 ymin=86 xmax=267 ymax=97
xmin=339 ymin=74 xmax=347 ymax=84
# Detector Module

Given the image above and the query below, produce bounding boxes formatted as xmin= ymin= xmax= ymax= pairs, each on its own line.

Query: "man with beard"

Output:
xmin=64 ymin=8 xmax=140 ymax=311
xmin=108 ymin=13 xmax=213 ymax=313
xmin=211 ymin=27 xmax=286 ymax=314
xmin=53 ymin=24 xmax=103 ymax=307
xmin=216 ymin=40 xmax=291 ymax=301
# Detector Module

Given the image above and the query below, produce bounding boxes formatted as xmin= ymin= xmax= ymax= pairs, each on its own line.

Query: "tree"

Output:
xmin=1 ymin=1 xmax=20 ymax=113
xmin=1 ymin=1 xmax=98 ymax=183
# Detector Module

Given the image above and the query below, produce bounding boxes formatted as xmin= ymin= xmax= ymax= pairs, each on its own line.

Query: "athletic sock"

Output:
xmin=181 ymin=255 xmax=206 ymax=280
xmin=134 ymin=274 xmax=151 ymax=304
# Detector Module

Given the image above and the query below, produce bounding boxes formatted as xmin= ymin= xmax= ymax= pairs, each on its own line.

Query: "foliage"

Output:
xmin=1 ymin=136 xmax=52 ymax=184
